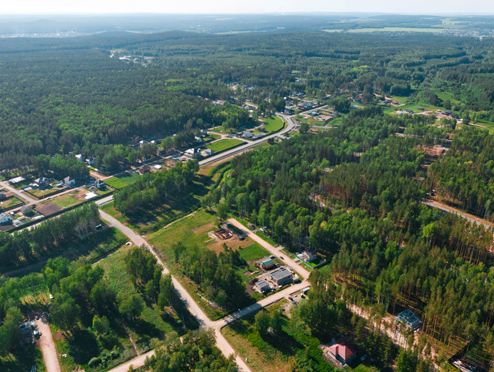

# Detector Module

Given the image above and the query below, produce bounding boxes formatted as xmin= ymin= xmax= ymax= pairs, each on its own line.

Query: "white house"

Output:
xmin=63 ymin=176 xmax=76 ymax=188
xmin=0 ymin=213 xmax=12 ymax=225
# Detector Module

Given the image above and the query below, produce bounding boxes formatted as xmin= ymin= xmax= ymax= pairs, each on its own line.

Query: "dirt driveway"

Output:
xmin=35 ymin=313 xmax=61 ymax=372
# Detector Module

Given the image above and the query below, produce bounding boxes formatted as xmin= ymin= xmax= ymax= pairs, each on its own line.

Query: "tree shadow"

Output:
xmin=264 ymin=329 xmax=304 ymax=356
xmin=68 ymin=329 xmax=100 ymax=365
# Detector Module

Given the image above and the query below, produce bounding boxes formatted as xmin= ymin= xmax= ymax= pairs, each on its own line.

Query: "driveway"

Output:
xmin=35 ymin=313 xmax=61 ymax=372
xmin=228 ymin=218 xmax=311 ymax=280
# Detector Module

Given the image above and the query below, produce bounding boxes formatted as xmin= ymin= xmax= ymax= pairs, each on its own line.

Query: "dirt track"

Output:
xmin=35 ymin=314 xmax=61 ymax=372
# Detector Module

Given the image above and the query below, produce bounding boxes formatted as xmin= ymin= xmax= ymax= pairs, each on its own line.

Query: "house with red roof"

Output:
xmin=328 ymin=340 xmax=356 ymax=365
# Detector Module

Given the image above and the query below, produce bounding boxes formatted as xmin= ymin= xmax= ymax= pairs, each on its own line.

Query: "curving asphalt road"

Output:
xmin=199 ymin=114 xmax=297 ymax=166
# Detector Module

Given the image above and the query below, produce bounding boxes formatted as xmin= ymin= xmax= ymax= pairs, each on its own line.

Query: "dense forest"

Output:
xmin=0 ymin=203 xmax=101 ymax=269
xmin=209 ymin=110 xmax=494 ymax=366
xmin=2 ymin=29 xmax=494 ymax=174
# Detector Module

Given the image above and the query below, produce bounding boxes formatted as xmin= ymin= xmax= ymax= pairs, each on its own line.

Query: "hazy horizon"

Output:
xmin=2 ymin=0 xmax=494 ymax=16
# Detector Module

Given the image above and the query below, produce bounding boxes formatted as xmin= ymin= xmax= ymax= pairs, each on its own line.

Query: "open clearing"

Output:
xmin=261 ymin=116 xmax=285 ymax=133
xmin=105 ymin=172 xmax=140 ymax=189
xmin=206 ymin=139 xmax=245 ymax=153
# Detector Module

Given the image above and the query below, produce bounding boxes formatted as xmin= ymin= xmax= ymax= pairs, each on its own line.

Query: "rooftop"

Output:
xmin=270 ymin=267 xmax=292 ymax=281
xmin=329 ymin=340 xmax=356 ymax=361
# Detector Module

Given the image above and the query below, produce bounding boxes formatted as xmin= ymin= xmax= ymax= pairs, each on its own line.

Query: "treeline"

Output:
xmin=35 ymin=154 xmax=89 ymax=180
xmin=143 ymin=330 xmax=237 ymax=372
xmin=113 ymin=161 xmax=199 ymax=216
xmin=171 ymin=242 xmax=250 ymax=309
xmin=125 ymin=247 xmax=173 ymax=310
xmin=0 ymin=203 xmax=100 ymax=269
xmin=428 ymin=126 xmax=494 ymax=220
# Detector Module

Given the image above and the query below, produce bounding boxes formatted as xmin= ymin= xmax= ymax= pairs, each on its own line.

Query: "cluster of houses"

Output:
xmin=254 ymin=258 xmax=297 ymax=293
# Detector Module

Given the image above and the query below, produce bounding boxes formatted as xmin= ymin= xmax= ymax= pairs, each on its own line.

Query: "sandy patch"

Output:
xmin=192 ymin=222 xmax=215 ymax=235
xmin=207 ymin=235 xmax=253 ymax=254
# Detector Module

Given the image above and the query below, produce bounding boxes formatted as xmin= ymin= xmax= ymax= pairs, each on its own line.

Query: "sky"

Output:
xmin=2 ymin=0 xmax=494 ymax=15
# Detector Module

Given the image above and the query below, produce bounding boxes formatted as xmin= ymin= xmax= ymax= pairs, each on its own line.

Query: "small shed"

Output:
xmin=260 ymin=259 xmax=275 ymax=270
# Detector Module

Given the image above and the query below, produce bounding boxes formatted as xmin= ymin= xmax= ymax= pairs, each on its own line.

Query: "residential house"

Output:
xmin=255 ymin=280 xmax=270 ymax=293
xmin=75 ymin=154 xmax=83 ymax=161
xmin=138 ymin=166 xmax=151 ymax=175
xmin=195 ymin=136 xmax=203 ymax=143
xmin=241 ymin=131 xmax=253 ymax=139
xmin=184 ymin=148 xmax=200 ymax=159
xmin=299 ymin=249 xmax=317 ymax=263
xmin=86 ymin=158 xmax=95 ymax=166
xmin=95 ymin=180 xmax=105 ymax=190
xmin=34 ymin=177 xmax=51 ymax=189
xmin=0 ymin=213 xmax=12 ymax=225
xmin=260 ymin=259 xmax=276 ymax=270
xmin=63 ymin=176 xmax=76 ymax=188
xmin=0 ymin=193 xmax=6 ymax=201
xmin=396 ymin=309 xmax=422 ymax=331
xmin=203 ymin=149 xmax=215 ymax=156
xmin=269 ymin=267 xmax=293 ymax=286
xmin=8 ymin=176 xmax=25 ymax=185
xmin=284 ymin=108 xmax=294 ymax=115
xmin=20 ymin=205 xmax=34 ymax=216
xmin=328 ymin=341 xmax=356 ymax=365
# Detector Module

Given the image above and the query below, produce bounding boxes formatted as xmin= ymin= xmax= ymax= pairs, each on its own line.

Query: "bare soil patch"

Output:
xmin=192 ymin=222 xmax=215 ymax=234
xmin=207 ymin=235 xmax=253 ymax=254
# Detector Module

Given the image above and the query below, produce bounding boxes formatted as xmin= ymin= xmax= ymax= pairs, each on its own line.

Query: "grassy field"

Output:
xmin=28 ymin=188 xmax=58 ymax=198
xmin=238 ymin=244 xmax=270 ymax=262
xmin=99 ymin=246 xmax=189 ymax=343
xmin=206 ymin=139 xmax=245 ymax=153
xmin=51 ymin=192 xmax=82 ymax=208
xmin=0 ymin=196 xmax=22 ymax=209
xmin=149 ymin=209 xmax=268 ymax=319
xmin=222 ymin=300 xmax=333 ymax=372
xmin=203 ymin=133 xmax=221 ymax=141
xmin=101 ymin=177 xmax=207 ymax=234
xmin=105 ymin=172 xmax=140 ymax=189
xmin=472 ymin=120 xmax=494 ymax=133
xmin=262 ymin=116 xmax=285 ymax=133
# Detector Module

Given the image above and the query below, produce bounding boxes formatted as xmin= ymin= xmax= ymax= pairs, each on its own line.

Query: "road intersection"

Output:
xmin=102 ymin=211 xmax=311 ymax=372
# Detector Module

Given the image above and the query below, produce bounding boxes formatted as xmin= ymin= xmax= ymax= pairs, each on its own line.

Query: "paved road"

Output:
xmin=213 ymin=280 xmax=309 ymax=329
xmin=0 ymin=179 xmax=36 ymax=203
xmin=199 ymin=114 xmax=297 ymax=166
xmin=228 ymin=218 xmax=311 ymax=280
xmin=35 ymin=314 xmax=61 ymax=372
